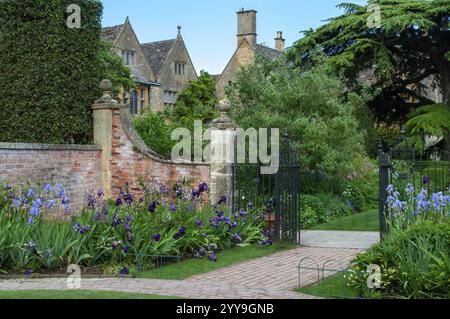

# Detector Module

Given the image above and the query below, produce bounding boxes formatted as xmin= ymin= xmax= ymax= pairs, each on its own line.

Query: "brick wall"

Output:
xmin=0 ymin=143 xmax=102 ymax=215
xmin=110 ymin=107 xmax=210 ymax=198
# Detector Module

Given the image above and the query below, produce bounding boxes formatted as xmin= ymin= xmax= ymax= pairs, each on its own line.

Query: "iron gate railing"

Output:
xmin=379 ymin=128 xmax=450 ymax=237
xmin=231 ymin=132 xmax=300 ymax=244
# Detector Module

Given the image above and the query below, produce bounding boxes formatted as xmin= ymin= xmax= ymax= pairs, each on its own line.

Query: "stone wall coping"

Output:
xmin=92 ymin=103 xmax=127 ymax=110
xmin=119 ymin=108 xmax=210 ymax=166
xmin=0 ymin=142 xmax=101 ymax=151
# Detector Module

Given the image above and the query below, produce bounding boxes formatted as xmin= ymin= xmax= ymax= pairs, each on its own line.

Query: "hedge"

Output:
xmin=0 ymin=0 xmax=103 ymax=144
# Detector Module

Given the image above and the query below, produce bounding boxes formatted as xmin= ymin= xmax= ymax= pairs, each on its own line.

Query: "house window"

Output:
xmin=130 ymin=91 xmax=138 ymax=115
xmin=130 ymin=51 xmax=135 ymax=66
xmin=164 ymin=90 xmax=177 ymax=111
xmin=174 ymin=62 xmax=186 ymax=75
xmin=121 ymin=50 xmax=135 ymax=66
xmin=140 ymin=88 xmax=145 ymax=111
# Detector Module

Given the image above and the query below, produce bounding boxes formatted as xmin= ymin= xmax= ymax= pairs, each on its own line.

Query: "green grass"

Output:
xmin=297 ymin=273 xmax=360 ymax=299
xmin=134 ymin=243 xmax=296 ymax=280
xmin=0 ymin=290 xmax=181 ymax=299
xmin=311 ymin=209 xmax=380 ymax=231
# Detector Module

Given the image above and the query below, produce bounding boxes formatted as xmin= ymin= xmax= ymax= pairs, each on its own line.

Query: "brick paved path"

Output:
xmin=0 ymin=246 xmax=362 ymax=299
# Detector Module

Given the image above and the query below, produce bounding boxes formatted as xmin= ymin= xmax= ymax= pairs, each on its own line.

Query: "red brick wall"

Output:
xmin=110 ymin=108 xmax=210 ymax=198
xmin=0 ymin=143 xmax=102 ymax=214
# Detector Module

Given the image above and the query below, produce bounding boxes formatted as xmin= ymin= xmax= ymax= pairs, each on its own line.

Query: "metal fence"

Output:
xmin=379 ymin=129 xmax=450 ymax=236
xmin=231 ymin=132 xmax=301 ymax=244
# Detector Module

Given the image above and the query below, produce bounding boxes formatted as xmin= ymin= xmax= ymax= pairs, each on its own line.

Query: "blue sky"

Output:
xmin=102 ymin=0 xmax=367 ymax=75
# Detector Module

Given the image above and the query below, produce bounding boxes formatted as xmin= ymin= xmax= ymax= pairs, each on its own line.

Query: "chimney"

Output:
xmin=237 ymin=8 xmax=257 ymax=48
xmin=274 ymin=31 xmax=285 ymax=52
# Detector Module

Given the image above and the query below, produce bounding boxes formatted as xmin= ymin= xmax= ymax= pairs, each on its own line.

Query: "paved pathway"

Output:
xmin=0 ymin=244 xmax=363 ymax=299
xmin=300 ymin=230 xmax=380 ymax=249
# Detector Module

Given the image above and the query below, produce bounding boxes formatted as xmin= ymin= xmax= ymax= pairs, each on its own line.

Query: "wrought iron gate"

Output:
xmin=379 ymin=128 xmax=450 ymax=237
xmin=231 ymin=132 xmax=300 ymax=244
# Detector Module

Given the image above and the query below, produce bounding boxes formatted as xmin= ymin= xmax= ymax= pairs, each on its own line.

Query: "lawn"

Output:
xmin=134 ymin=243 xmax=295 ymax=280
xmin=311 ymin=209 xmax=379 ymax=231
xmin=297 ymin=272 xmax=360 ymax=299
xmin=0 ymin=290 xmax=180 ymax=299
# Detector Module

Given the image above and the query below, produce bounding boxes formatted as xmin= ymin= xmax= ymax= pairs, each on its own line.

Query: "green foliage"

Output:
xmin=171 ymin=71 xmax=219 ymax=122
xmin=0 ymin=181 xmax=268 ymax=274
xmin=342 ymin=183 xmax=366 ymax=212
xmin=316 ymin=193 xmax=352 ymax=219
xmin=0 ymin=0 xmax=103 ymax=144
xmin=405 ymin=104 xmax=450 ymax=151
xmin=98 ymin=40 xmax=136 ymax=95
xmin=351 ymin=186 xmax=450 ymax=299
xmin=287 ymin=0 xmax=450 ymax=123
xmin=300 ymin=195 xmax=327 ymax=224
xmin=227 ymin=55 xmax=370 ymax=177
xmin=352 ymin=219 xmax=450 ymax=299
xmin=133 ymin=112 xmax=177 ymax=158
xmin=133 ymin=72 xmax=219 ymax=158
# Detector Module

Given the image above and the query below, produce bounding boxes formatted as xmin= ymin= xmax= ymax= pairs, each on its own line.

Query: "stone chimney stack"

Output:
xmin=275 ymin=31 xmax=285 ymax=52
xmin=237 ymin=8 xmax=257 ymax=48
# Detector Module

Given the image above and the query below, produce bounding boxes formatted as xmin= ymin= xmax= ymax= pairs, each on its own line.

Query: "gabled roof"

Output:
xmin=255 ymin=44 xmax=283 ymax=61
xmin=141 ymin=39 xmax=177 ymax=76
xmin=101 ymin=23 xmax=124 ymax=43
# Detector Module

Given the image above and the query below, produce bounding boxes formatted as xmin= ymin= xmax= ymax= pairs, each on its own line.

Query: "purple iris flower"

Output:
xmin=195 ymin=219 xmax=203 ymax=227
xmin=198 ymin=183 xmax=209 ymax=193
xmin=232 ymin=234 xmax=242 ymax=242
xmin=209 ymin=252 xmax=217 ymax=262
xmin=173 ymin=233 xmax=181 ymax=240
xmin=170 ymin=204 xmax=177 ymax=212
xmin=115 ymin=197 xmax=123 ymax=206
xmin=79 ymin=225 xmax=91 ymax=235
xmin=195 ymin=248 xmax=207 ymax=258
xmin=97 ymin=189 xmax=104 ymax=197
xmin=423 ymin=176 xmax=430 ymax=185
xmin=24 ymin=269 xmax=33 ymax=276
xmin=111 ymin=241 xmax=120 ymax=250
xmin=248 ymin=202 xmax=254 ymax=209
xmin=119 ymin=267 xmax=129 ymax=276
xmin=179 ymin=227 xmax=186 ymax=235
xmin=123 ymin=246 xmax=129 ymax=253
xmin=148 ymin=201 xmax=158 ymax=213
xmin=217 ymin=196 xmax=227 ymax=205
xmin=153 ymin=234 xmax=161 ymax=242
xmin=73 ymin=222 xmax=81 ymax=232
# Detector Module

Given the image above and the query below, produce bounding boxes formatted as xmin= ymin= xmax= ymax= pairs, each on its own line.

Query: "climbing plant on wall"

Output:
xmin=0 ymin=0 xmax=103 ymax=144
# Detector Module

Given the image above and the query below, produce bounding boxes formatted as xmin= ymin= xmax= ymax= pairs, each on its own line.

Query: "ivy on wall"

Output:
xmin=0 ymin=0 xmax=103 ymax=144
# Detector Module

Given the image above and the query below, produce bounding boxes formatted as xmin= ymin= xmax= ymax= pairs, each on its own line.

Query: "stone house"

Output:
xmin=215 ymin=9 xmax=285 ymax=98
xmin=141 ymin=26 xmax=198 ymax=112
xmin=101 ymin=17 xmax=161 ymax=114
xmin=101 ymin=19 xmax=198 ymax=113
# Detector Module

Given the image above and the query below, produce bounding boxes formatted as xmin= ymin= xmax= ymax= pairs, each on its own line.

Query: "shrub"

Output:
xmin=227 ymin=55 xmax=371 ymax=177
xmin=133 ymin=72 xmax=219 ymax=158
xmin=300 ymin=206 xmax=318 ymax=229
xmin=316 ymin=193 xmax=352 ymax=219
xmin=350 ymin=184 xmax=450 ymax=299
xmin=300 ymin=195 xmax=327 ymax=224
xmin=342 ymin=183 xmax=366 ymax=212
xmin=0 ymin=0 xmax=103 ymax=144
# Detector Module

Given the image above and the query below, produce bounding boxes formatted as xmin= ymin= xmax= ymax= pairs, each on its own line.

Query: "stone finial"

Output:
xmin=177 ymin=25 xmax=182 ymax=35
xmin=217 ymin=99 xmax=231 ymax=113
xmin=211 ymin=99 xmax=237 ymax=129
xmin=95 ymin=79 xmax=117 ymax=104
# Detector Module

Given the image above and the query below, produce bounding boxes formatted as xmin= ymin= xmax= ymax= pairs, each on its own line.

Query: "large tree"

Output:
xmin=287 ymin=0 xmax=450 ymax=124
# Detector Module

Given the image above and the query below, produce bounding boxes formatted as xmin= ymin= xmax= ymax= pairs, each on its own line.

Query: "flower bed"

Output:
xmin=348 ymin=183 xmax=450 ymax=299
xmin=0 ymin=180 xmax=272 ymax=276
